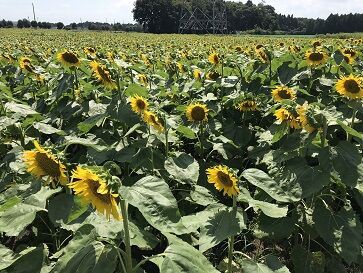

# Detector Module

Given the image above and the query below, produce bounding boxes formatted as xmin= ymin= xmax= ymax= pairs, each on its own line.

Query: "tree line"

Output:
xmin=133 ymin=0 xmax=363 ymax=34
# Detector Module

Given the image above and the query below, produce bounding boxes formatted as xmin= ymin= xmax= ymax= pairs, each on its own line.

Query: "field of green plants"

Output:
xmin=0 ymin=29 xmax=362 ymax=273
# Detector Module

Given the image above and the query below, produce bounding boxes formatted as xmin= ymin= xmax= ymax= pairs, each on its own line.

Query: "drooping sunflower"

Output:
xmin=342 ymin=48 xmax=357 ymax=59
xmin=186 ymin=103 xmax=209 ymax=122
xmin=137 ymin=74 xmax=148 ymax=86
xmin=206 ymin=165 xmax=239 ymax=197
xmin=193 ymin=69 xmax=202 ymax=80
xmin=19 ymin=57 xmax=34 ymax=73
xmin=57 ymin=50 xmax=81 ymax=67
xmin=68 ymin=166 xmax=121 ymax=221
xmin=305 ymin=48 xmax=328 ymax=66
xmin=90 ymin=61 xmax=116 ymax=89
xmin=143 ymin=110 xmax=164 ymax=132
xmin=271 ymin=86 xmax=296 ymax=102
xmin=274 ymin=108 xmax=301 ymax=129
xmin=84 ymin=47 xmax=96 ymax=56
xmin=257 ymin=49 xmax=270 ymax=63
xmin=208 ymin=52 xmax=219 ymax=65
xmin=335 ymin=75 xmax=363 ymax=99
xmin=206 ymin=71 xmax=220 ymax=81
xmin=23 ymin=140 xmax=68 ymax=186
xmin=130 ymin=95 xmax=148 ymax=114
xmin=236 ymin=100 xmax=258 ymax=112
xmin=296 ymin=103 xmax=315 ymax=133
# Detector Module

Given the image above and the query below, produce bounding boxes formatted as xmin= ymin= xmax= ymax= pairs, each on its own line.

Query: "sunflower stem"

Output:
xmin=347 ymin=105 xmax=358 ymax=142
xmin=116 ymin=73 xmax=123 ymax=102
xmin=320 ymin=116 xmax=328 ymax=147
xmin=227 ymin=195 xmax=237 ymax=273
xmin=199 ymin=122 xmax=205 ymax=159
xmin=120 ymin=199 xmax=133 ymax=273
xmin=164 ymin=113 xmax=169 ymax=158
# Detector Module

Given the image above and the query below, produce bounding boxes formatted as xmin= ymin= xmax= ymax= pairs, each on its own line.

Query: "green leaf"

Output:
xmin=254 ymin=213 xmax=296 ymax=240
xmin=336 ymin=120 xmax=363 ymax=140
xmin=188 ymin=185 xmax=218 ymax=206
xmin=33 ymin=122 xmax=65 ymax=135
xmin=124 ymin=83 xmax=148 ymax=97
xmin=237 ymin=188 xmax=288 ymax=218
xmin=278 ymin=62 xmax=298 ymax=85
xmin=332 ymin=141 xmax=363 ymax=187
xmin=199 ymin=206 xmax=246 ymax=252
xmin=271 ymin=123 xmax=289 ymax=144
xmin=333 ymin=50 xmax=344 ymax=65
xmin=313 ymin=199 xmax=362 ymax=264
xmin=242 ymin=168 xmax=299 ymax=202
xmin=176 ymin=125 xmax=196 ymax=139
xmin=164 ymin=153 xmax=199 ymax=184
xmin=291 ymin=245 xmax=325 ymax=273
xmin=64 ymin=136 xmax=108 ymax=152
xmin=160 ymin=233 xmax=220 ymax=273
xmin=5 ymin=102 xmax=38 ymax=116
xmin=121 ymin=176 xmax=188 ymax=235
xmin=48 ymin=193 xmax=75 ymax=227
xmin=0 ymin=188 xmax=59 ymax=236
xmin=0 ymin=245 xmax=46 ymax=273
xmin=77 ymin=114 xmax=106 ymax=133
xmin=238 ymin=258 xmax=290 ymax=273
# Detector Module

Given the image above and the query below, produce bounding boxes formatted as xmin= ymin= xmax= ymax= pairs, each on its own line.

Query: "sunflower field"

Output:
xmin=0 ymin=29 xmax=363 ymax=273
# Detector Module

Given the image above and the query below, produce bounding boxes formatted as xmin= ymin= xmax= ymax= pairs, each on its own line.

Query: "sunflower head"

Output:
xmin=23 ymin=140 xmax=68 ymax=186
xmin=57 ymin=50 xmax=81 ymax=67
xmin=90 ymin=61 xmax=116 ymax=89
xmin=274 ymin=108 xmax=301 ymax=129
xmin=137 ymin=74 xmax=148 ymax=86
xmin=177 ymin=62 xmax=186 ymax=73
xmin=84 ymin=47 xmax=96 ymax=56
xmin=271 ymin=86 xmax=296 ymax=102
xmin=305 ymin=49 xmax=327 ymax=66
xmin=143 ymin=110 xmax=164 ymax=133
xmin=206 ymin=71 xmax=220 ymax=81
xmin=296 ymin=103 xmax=315 ymax=133
xmin=335 ymin=75 xmax=363 ymax=100
xmin=343 ymin=48 xmax=357 ymax=58
xmin=19 ymin=57 xmax=35 ymax=73
xmin=186 ymin=103 xmax=209 ymax=122
xmin=206 ymin=165 xmax=239 ymax=197
xmin=130 ymin=95 xmax=148 ymax=114
xmin=312 ymin=40 xmax=321 ymax=47
xmin=193 ymin=69 xmax=202 ymax=80
xmin=68 ymin=166 xmax=121 ymax=221
xmin=257 ymin=49 xmax=269 ymax=63
xmin=236 ymin=100 xmax=258 ymax=112
xmin=208 ymin=52 xmax=219 ymax=65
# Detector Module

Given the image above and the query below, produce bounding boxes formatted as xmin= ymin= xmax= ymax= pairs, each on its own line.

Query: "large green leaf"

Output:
xmin=291 ymin=245 xmax=325 ymax=273
xmin=331 ymin=141 xmax=363 ymax=187
xmin=164 ymin=153 xmax=199 ymax=184
xmin=160 ymin=234 xmax=220 ymax=273
xmin=278 ymin=61 xmax=298 ymax=85
xmin=242 ymin=168 xmax=299 ymax=202
xmin=238 ymin=258 xmax=291 ymax=273
xmin=237 ymin=187 xmax=288 ymax=218
xmin=0 ymin=188 xmax=59 ymax=236
xmin=0 ymin=245 xmax=46 ymax=273
xmin=33 ymin=122 xmax=65 ymax=135
xmin=121 ymin=176 xmax=188 ymax=235
xmin=313 ymin=199 xmax=362 ymax=264
xmin=5 ymin=102 xmax=38 ymax=116
xmin=199 ymin=206 xmax=246 ymax=252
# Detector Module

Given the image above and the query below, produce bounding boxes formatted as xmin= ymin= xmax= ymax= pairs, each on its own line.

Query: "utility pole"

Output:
xmin=32 ymin=3 xmax=36 ymax=21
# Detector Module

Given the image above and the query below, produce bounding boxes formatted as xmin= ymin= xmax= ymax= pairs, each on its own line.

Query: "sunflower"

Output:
xmin=193 ymin=69 xmax=202 ymax=80
xmin=206 ymin=71 xmax=220 ymax=80
xmin=23 ymin=140 xmax=68 ymax=186
xmin=137 ymin=74 xmax=148 ymax=86
xmin=130 ymin=95 xmax=148 ymax=114
xmin=257 ymin=49 xmax=269 ymax=63
xmin=296 ymin=103 xmax=315 ymax=133
xmin=236 ymin=100 xmax=258 ymax=112
xmin=312 ymin=40 xmax=321 ymax=47
xmin=19 ymin=57 xmax=35 ymax=73
xmin=90 ymin=61 xmax=116 ymax=89
xmin=186 ymin=103 xmax=209 ymax=122
xmin=57 ymin=50 xmax=81 ymax=67
xmin=335 ymin=75 xmax=363 ymax=99
xmin=274 ymin=108 xmax=301 ymax=129
xmin=177 ymin=62 xmax=186 ymax=73
xmin=84 ymin=47 xmax=96 ymax=56
xmin=68 ymin=166 xmax=121 ymax=221
xmin=305 ymin=49 xmax=327 ymax=66
xmin=342 ymin=48 xmax=357 ymax=59
xmin=206 ymin=165 xmax=239 ymax=197
xmin=143 ymin=110 xmax=164 ymax=132
xmin=208 ymin=52 xmax=219 ymax=65
xmin=271 ymin=86 xmax=296 ymax=102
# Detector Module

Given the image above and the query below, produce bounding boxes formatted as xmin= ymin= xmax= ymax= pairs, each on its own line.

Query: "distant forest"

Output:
xmin=1 ymin=0 xmax=363 ymax=34
xmin=133 ymin=0 xmax=363 ymax=34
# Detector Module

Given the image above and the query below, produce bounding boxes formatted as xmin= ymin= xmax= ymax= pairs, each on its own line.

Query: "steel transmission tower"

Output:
xmin=179 ymin=0 xmax=228 ymax=34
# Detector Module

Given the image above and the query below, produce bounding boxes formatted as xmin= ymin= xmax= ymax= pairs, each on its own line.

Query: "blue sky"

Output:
xmin=0 ymin=0 xmax=362 ymax=24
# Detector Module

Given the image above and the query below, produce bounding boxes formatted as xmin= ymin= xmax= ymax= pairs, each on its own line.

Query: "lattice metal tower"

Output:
xmin=179 ymin=0 xmax=228 ymax=34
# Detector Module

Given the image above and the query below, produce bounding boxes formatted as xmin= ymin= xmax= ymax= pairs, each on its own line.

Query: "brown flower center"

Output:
xmin=35 ymin=152 xmax=61 ymax=178
xmin=344 ymin=79 xmax=360 ymax=94
xmin=217 ymin=171 xmax=233 ymax=187
xmin=136 ymin=99 xmax=146 ymax=110
xmin=62 ymin=52 xmax=79 ymax=64
xmin=97 ymin=66 xmax=112 ymax=82
xmin=278 ymin=88 xmax=292 ymax=99
xmin=88 ymin=179 xmax=112 ymax=204
xmin=190 ymin=106 xmax=206 ymax=121
xmin=309 ymin=52 xmax=324 ymax=62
